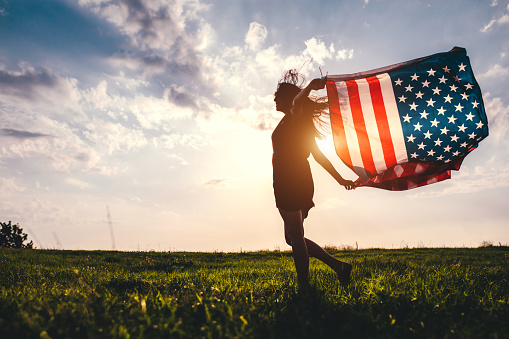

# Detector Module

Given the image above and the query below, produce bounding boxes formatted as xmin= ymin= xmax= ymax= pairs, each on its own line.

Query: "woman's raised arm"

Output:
xmin=291 ymin=77 xmax=327 ymax=116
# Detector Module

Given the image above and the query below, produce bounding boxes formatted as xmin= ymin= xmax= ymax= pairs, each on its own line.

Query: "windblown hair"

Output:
xmin=276 ymin=69 xmax=330 ymax=139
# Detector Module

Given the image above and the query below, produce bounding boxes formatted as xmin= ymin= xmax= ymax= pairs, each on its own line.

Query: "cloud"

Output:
xmin=0 ymin=128 xmax=52 ymax=139
xmin=0 ymin=64 xmax=59 ymax=99
xmin=79 ymin=0 xmax=211 ymax=83
xmin=0 ymin=177 xmax=26 ymax=194
xmin=166 ymin=84 xmax=198 ymax=108
xmin=245 ymin=22 xmax=267 ymax=51
xmin=0 ymin=63 xmax=86 ymax=122
xmin=484 ymin=93 xmax=509 ymax=141
xmin=409 ymin=165 xmax=509 ymax=198
xmin=203 ymin=178 xmax=232 ymax=189
xmin=64 ymin=178 xmax=91 ymax=189
xmin=480 ymin=7 xmax=509 ymax=32
xmin=479 ymin=63 xmax=509 ymax=78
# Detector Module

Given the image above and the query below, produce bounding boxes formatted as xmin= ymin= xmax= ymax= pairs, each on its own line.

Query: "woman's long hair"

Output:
xmin=276 ymin=69 xmax=329 ymax=139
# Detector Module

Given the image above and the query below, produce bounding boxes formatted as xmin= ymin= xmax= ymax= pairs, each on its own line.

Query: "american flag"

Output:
xmin=326 ymin=47 xmax=488 ymax=190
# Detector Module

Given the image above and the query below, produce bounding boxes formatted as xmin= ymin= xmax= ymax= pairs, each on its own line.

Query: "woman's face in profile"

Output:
xmin=274 ymin=92 xmax=291 ymax=113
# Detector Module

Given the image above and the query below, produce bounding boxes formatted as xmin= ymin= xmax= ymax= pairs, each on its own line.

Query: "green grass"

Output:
xmin=1 ymin=247 xmax=508 ymax=338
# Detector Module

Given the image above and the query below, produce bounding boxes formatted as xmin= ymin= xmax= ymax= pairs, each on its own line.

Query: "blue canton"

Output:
xmin=390 ymin=52 xmax=488 ymax=164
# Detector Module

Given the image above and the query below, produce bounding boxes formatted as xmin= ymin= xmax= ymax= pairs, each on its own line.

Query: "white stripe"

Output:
xmin=356 ymin=78 xmax=387 ymax=174
xmin=336 ymin=81 xmax=369 ymax=182
xmin=377 ymin=73 xmax=408 ymax=164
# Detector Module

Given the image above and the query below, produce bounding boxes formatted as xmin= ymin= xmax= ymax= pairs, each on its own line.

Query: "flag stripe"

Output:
xmin=357 ymin=78 xmax=387 ymax=174
xmin=334 ymin=81 xmax=370 ymax=181
xmin=326 ymin=81 xmax=352 ymax=168
xmin=346 ymin=80 xmax=377 ymax=177
xmin=377 ymin=73 xmax=408 ymax=164
xmin=366 ymin=75 xmax=397 ymax=169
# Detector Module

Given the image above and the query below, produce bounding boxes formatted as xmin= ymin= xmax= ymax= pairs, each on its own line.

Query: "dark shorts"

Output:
xmin=273 ymin=159 xmax=314 ymax=217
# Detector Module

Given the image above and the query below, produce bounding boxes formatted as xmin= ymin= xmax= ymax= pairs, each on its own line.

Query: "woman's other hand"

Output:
xmin=340 ymin=179 xmax=356 ymax=190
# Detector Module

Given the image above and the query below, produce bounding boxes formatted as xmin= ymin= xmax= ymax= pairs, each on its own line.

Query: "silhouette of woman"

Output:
xmin=272 ymin=70 xmax=355 ymax=286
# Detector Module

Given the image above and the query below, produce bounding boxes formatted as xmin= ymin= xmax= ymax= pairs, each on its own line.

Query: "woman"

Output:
xmin=272 ymin=70 xmax=356 ymax=286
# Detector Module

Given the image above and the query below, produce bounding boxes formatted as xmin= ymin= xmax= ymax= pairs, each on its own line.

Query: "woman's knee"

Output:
xmin=284 ymin=229 xmax=292 ymax=246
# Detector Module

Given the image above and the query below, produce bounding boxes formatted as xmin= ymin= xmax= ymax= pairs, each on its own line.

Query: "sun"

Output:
xmin=316 ymin=135 xmax=337 ymax=158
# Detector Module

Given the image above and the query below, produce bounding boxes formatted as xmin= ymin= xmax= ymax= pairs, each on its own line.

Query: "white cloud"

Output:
xmin=409 ymin=164 xmax=509 ymax=198
xmin=303 ymin=38 xmax=335 ymax=65
xmin=481 ymin=6 xmax=509 ymax=32
xmin=484 ymin=93 xmax=509 ymax=141
xmin=336 ymin=48 xmax=354 ymax=60
xmin=479 ymin=63 xmax=509 ymax=78
xmin=245 ymin=22 xmax=267 ymax=51
xmin=64 ymin=178 xmax=91 ymax=189
xmin=0 ymin=177 xmax=26 ymax=194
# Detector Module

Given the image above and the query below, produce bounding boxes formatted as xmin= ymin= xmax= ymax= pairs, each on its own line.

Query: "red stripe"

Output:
xmin=346 ymin=80 xmax=377 ymax=176
xmin=326 ymin=81 xmax=352 ymax=168
xmin=366 ymin=76 xmax=398 ymax=168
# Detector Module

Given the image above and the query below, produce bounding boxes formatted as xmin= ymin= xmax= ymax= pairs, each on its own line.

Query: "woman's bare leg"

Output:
xmin=279 ymin=209 xmax=309 ymax=285
xmin=305 ymin=238 xmax=352 ymax=284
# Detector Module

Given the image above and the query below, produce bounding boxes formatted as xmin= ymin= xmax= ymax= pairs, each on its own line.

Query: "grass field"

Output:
xmin=1 ymin=246 xmax=508 ymax=338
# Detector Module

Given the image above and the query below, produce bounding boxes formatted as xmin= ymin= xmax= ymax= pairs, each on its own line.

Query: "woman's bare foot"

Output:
xmin=335 ymin=262 xmax=352 ymax=285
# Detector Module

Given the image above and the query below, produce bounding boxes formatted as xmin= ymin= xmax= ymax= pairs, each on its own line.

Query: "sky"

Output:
xmin=1 ymin=0 xmax=508 ymax=251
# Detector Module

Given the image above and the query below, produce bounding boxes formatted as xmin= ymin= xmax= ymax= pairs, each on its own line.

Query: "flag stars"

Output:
xmin=430 ymin=118 xmax=439 ymax=127
xmin=443 ymin=66 xmax=451 ymax=73
xmin=465 ymin=112 xmax=475 ymax=121
xmin=458 ymin=63 xmax=466 ymax=71
xmin=427 ymin=68 xmax=436 ymax=76
xmin=426 ymin=98 xmax=436 ymax=107
xmin=476 ymin=121 xmax=484 ymax=129
xmin=421 ymin=80 xmax=431 ymax=87
xmin=461 ymin=93 xmax=469 ymax=100
xmin=437 ymin=107 xmax=446 ymax=115
xmin=455 ymin=103 xmax=464 ymax=112
xmin=472 ymin=100 xmax=479 ymax=108
xmin=407 ymin=134 xmax=416 ymax=142
xmin=432 ymin=87 xmax=442 ymax=95
xmin=444 ymin=145 xmax=452 ymax=152
xmin=440 ymin=126 xmax=449 ymax=135
xmin=398 ymin=95 xmax=407 ymax=103
xmin=411 ymin=73 xmax=420 ymax=81
xmin=410 ymin=152 xmax=419 ymax=159
xmin=447 ymin=115 xmax=457 ymax=124
xmin=468 ymin=132 xmax=477 ymax=139
xmin=444 ymin=94 xmax=453 ymax=103
xmin=434 ymin=138 xmax=443 ymax=146
xmin=402 ymin=114 xmax=412 ymax=122
xmin=449 ymin=84 xmax=458 ymax=92
xmin=424 ymin=130 xmax=432 ymax=139
xmin=405 ymin=84 xmax=414 ymax=92
xmin=436 ymin=155 xmax=444 ymax=161
xmin=414 ymin=122 xmax=423 ymax=131
xmin=465 ymin=83 xmax=474 ymax=90
xmin=439 ymin=75 xmax=447 ymax=83
xmin=453 ymin=150 xmax=461 ymax=157
xmin=418 ymin=142 xmax=426 ymax=150
xmin=454 ymin=75 xmax=462 ymax=82
xmin=451 ymin=134 xmax=459 ymax=142
xmin=427 ymin=149 xmax=436 ymax=156
xmin=415 ymin=91 xmax=424 ymax=99
xmin=460 ymin=142 xmax=468 ymax=148
xmin=409 ymin=102 xmax=418 ymax=110
xmin=394 ymin=78 xmax=403 ymax=86
xmin=420 ymin=110 xmax=429 ymax=119
xmin=458 ymin=124 xmax=467 ymax=132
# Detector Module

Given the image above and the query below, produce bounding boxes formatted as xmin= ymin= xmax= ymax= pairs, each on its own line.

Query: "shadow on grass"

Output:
xmin=256 ymin=285 xmax=376 ymax=339
xmin=256 ymin=283 xmax=509 ymax=339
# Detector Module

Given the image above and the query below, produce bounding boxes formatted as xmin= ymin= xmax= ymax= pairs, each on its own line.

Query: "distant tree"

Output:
xmin=0 ymin=221 xmax=33 ymax=248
